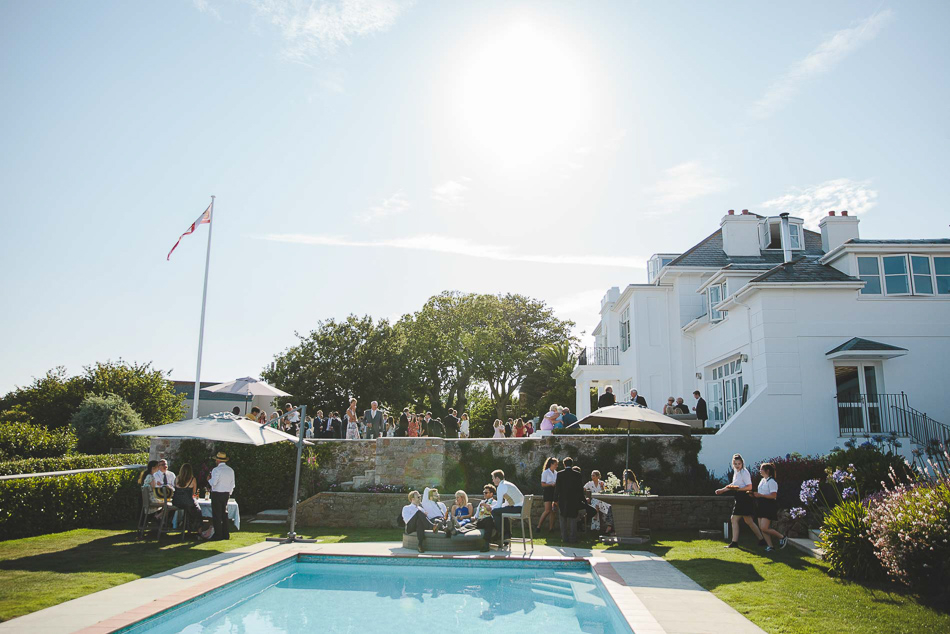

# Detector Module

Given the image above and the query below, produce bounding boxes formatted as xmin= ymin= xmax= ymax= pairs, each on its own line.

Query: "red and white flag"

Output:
xmin=166 ymin=203 xmax=212 ymax=261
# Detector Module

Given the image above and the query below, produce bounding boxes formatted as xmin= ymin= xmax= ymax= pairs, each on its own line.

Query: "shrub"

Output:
xmin=817 ymin=499 xmax=883 ymax=581
xmin=867 ymin=479 xmax=950 ymax=601
xmin=0 ymin=452 xmax=148 ymax=476
xmin=0 ymin=422 xmax=76 ymax=460
xmin=826 ymin=444 xmax=912 ymax=495
xmin=0 ymin=468 xmax=141 ymax=540
xmin=752 ymin=453 xmax=828 ymax=509
xmin=71 ymin=394 xmax=148 ymax=455
xmin=552 ymin=427 xmax=712 ymax=436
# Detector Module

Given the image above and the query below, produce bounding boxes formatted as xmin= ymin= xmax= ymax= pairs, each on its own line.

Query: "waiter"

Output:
xmin=209 ymin=451 xmax=235 ymax=541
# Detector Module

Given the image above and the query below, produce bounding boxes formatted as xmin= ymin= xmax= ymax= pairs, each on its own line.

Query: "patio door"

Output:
xmin=835 ymin=363 xmax=882 ymax=433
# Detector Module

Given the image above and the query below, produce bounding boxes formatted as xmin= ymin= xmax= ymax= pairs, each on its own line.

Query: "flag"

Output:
xmin=167 ymin=203 xmax=212 ymax=261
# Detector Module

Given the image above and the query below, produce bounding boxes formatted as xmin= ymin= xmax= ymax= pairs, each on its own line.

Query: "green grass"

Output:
xmin=0 ymin=526 xmax=947 ymax=633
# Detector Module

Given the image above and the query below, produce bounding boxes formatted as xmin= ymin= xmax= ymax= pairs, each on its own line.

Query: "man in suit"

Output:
xmin=555 ymin=457 xmax=585 ymax=543
xmin=693 ymin=391 xmax=708 ymax=427
xmin=444 ymin=409 xmax=459 ymax=438
xmin=363 ymin=401 xmax=384 ymax=439
xmin=597 ymin=386 xmax=616 ymax=409
xmin=398 ymin=407 xmax=410 ymax=437
xmin=422 ymin=412 xmax=433 ymax=437
xmin=429 ymin=417 xmax=445 ymax=438
xmin=674 ymin=397 xmax=689 ymax=414
xmin=629 ymin=389 xmax=648 ymax=408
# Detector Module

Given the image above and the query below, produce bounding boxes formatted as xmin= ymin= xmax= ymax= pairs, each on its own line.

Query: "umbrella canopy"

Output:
xmin=123 ymin=412 xmax=310 ymax=446
xmin=202 ymin=377 xmax=291 ymax=398
xmin=579 ymin=405 xmax=693 ymax=435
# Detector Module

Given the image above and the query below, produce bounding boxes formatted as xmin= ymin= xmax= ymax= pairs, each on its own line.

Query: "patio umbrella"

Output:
xmin=577 ymin=404 xmax=693 ymax=471
xmin=123 ymin=411 xmax=308 ymax=446
xmin=202 ymin=377 xmax=291 ymax=414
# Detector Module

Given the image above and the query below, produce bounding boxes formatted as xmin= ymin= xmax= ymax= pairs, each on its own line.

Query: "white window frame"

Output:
xmin=706 ymin=357 xmax=744 ymax=425
xmin=619 ymin=306 xmax=631 ymax=352
xmin=857 ymin=256 xmax=882 ymax=295
xmin=707 ymin=282 xmax=727 ymax=322
xmin=857 ymin=254 xmax=949 ymax=297
xmin=788 ymin=223 xmax=802 ymax=250
xmin=936 ymin=256 xmax=950 ymax=295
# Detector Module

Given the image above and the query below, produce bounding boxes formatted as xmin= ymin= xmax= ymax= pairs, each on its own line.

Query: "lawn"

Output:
xmin=0 ymin=526 xmax=947 ymax=633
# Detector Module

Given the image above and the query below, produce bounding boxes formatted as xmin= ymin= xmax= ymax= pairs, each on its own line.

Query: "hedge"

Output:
xmin=552 ymin=427 xmax=716 ymax=436
xmin=0 ymin=468 xmax=142 ymax=540
xmin=0 ymin=452 xmax=148 ymax=477
xmin=0 ymin=422 xmax=76 ymax=460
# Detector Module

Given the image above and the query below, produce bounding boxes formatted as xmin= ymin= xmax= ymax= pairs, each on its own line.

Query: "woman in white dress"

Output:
xmin=583 ymin=470 xmax=614 ymax=534
xmin=492 ymin=419 xmax=506 ymax=438
xmin=344 ymin=398 xmax=360 ymax=440
xmin=459 ymin=413 xmax=470 ymax=438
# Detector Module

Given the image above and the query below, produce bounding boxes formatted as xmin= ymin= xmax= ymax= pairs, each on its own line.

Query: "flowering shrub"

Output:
xmin=826 ymin=442 xmax=911 ymax=495
xmin=752 ymin=453 xmax=828 ymax=509
xmin=817 ymin=499 xmax=883 ymax=580
xmin=866 ymin=470 xmax=950 ymax=600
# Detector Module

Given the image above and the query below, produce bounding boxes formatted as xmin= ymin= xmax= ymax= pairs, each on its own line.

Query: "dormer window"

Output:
xmin=761 ymin=218 xmax=803 ymax=250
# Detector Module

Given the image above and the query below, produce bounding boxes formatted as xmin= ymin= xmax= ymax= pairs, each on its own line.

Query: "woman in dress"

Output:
xmin=623 ymin=469 xmax=640 ymax=493
xmin=459 ymin=413 xmax=470 ymax=438
xmin=492 ymin=419 xmax=506 ymax=438
xmin=451 ymin=490 xmax=474 ymax=527
xmin=716 ymin=453 xmax=765 ymax=548
xmin=663 ymin=397 xmax=676 ymax=415
xmin=541 ymin=404 xmax=559 ymax=432
xmin=344 ymin=398 xmax=360 ymax=440
xmin=139 ymin=460 xmax=162 ymax=504
xmin=583 ymin=470 xmax=615 ymax=535
xmin=268 ymin=412 xmax=280 ymax=428
xmin=537 ymin=457 xmax=559 ymax=532
xmin=408 ymin=414 xmax=420 ymax=437
xmin=171 ymin=463 xmax=211 ymax=538
xmin=513 ymin=419 xmax=526 ymax=437
xmin=525 ymin=419 xmax=534 ymax=436
xmin=751 ymin=462 xmax=788 ymax=552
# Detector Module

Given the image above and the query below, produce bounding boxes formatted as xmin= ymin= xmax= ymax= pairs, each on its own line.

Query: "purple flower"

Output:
xmin=843 ymin=487 xmax=857 ymax=499
xmin=790 ymin=507 xmax=807 ymax=519
xmin=831 ymin=469 xmax=849 ymax=483
xmin=800 ymin=479 xmax=819 ymax=504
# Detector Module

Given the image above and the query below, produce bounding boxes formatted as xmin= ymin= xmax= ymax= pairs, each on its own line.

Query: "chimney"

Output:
xmin=779 ymin=213 xmax=793 ymax=263
xmin=828 ymin=211 xmax=835 ymax=216
xmin=720 ymin=210 xmax=760 ymax=257
xmin=819 ymin=212 xmax=860 ymax=253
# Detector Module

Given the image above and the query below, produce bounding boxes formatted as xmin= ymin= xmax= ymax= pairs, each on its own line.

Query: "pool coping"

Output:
xmin=72 ymin=548 xmax=664 ymax=634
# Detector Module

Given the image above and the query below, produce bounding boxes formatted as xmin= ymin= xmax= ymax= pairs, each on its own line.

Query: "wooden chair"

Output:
xmin=137 ymin=486 xmax=175 ymax=539
xmin=499 ymin=495 xmax=535 ymax=551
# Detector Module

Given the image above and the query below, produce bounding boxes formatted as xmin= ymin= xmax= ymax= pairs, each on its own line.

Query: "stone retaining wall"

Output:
xmin=295 ymin=492 xmax=733 ymax=531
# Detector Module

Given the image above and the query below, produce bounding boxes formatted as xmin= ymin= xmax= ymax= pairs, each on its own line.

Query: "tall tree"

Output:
xmin=520 ymin=341 xmax=578 ymax=418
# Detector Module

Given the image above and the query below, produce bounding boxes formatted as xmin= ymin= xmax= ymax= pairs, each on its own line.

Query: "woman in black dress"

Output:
xmin=171 ymin=463 xmax=205 ymax=536
xmin=537 ymin=457 xmax=559 ymax=531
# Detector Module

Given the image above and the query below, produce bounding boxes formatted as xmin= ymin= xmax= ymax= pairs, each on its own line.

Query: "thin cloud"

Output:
xmin=244 ymin=0 xmax=414 ymax=61
xmin=358 ymin=191 xmax=410 ymax=223
xmin=192 ymin=0 xmax=221 ymax=19
xmin=261 ymin=233 xmax=645 ymax=268
xmin=760 ymin=178 xmax=878 ymax=229
xmin=752 ymin=10 xmax=893 ymax=119
xmin=431 ymin=178 xmax=470 ymax=205
xmin=648 ymin=161 xmax=732 ymax=209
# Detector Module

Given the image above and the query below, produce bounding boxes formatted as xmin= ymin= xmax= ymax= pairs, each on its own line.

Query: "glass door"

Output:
xmin=835 ymin=363 xmax=883 ymax=433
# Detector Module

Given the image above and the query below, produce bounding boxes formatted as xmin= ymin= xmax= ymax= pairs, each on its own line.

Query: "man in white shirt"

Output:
xmin=490 ymin=469 xmax=524 ymax=548
xmin=402 ymin=491 xmax=434 ymax=553
xmin=282 ymin=403 xmax=300 ymax=434
xmin=156 ymin=459 xmax=176 ymax=490
xmin=209 ymin=452 xmax=236 ymax=541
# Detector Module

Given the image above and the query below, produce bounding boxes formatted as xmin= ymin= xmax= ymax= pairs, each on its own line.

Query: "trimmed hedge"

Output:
xmin=0 ymin=422 xmax=76 ymax=460
xmin=0 ymin=453 xmax=148 ymax=477
xmin=0 ymin=468 xmax=141 ymax=540
xmin=552 ymin=427 xmax=716 ymax=436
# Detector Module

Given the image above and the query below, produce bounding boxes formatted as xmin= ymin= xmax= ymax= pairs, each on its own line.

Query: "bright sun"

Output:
xmin=453 ymin=19 xmax=597 ymax=169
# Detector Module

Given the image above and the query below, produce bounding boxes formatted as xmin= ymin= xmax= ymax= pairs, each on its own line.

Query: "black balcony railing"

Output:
xmin=578 ymin=346 xmax=620 ymax=366
xmin=836 ymin=392 xmax=950 ymax=449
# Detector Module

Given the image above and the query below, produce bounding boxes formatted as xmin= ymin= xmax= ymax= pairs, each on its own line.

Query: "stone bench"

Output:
xmin=402 ymin=528 xmax=487 ymax=552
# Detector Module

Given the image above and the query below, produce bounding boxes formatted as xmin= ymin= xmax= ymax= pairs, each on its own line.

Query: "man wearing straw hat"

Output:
xmin=209 ymin=452 xmax=236 ymax=541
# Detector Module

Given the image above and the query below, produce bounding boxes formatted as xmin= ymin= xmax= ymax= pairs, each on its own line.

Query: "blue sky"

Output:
xmin=1 ymin=1 xmax=948 ymax=394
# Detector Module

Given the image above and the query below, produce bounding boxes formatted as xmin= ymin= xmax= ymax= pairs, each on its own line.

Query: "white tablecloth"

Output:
xmin=172 ymin=498 xmax=240 ymax=530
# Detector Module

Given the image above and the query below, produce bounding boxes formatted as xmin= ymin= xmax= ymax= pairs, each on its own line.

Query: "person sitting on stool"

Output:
xmin=209 ymin=452 xmax=235 ymax=541
xmin=490 ymin=470 xmax=524 ymax=548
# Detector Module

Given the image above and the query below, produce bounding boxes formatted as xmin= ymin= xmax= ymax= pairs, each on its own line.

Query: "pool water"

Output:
xmin=119 ymin=556 xmax=632 ymax=634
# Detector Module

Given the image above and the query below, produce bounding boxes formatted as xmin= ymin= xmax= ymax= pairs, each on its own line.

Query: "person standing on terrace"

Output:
xmin=597 ymin=387 xmax=616 ymax=409
xmin=459 ymin=412 xmax=470 ymax=438
xmin=344 ymin=399 xmax=360 ymax=440
xmin=537 ymin=457 xmax=559 ymax=532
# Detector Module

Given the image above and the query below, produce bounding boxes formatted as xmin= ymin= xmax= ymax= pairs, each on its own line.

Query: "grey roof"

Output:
xmin=826 ymin=337 xmax=908 ymax=355
xmin=667 ymin=228 xmax=824 ymax=269
xmin=845 ymin=239 xmax=950 ymax=245
xmin=749 ymin=257 xmax=860 ymax=284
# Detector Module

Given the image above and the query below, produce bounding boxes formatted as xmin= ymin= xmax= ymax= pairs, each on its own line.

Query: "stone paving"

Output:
xmin=0 ymin=541 xmax=765 ymax=634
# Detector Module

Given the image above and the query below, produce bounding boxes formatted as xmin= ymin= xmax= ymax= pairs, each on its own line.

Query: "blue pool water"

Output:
xmin=118 ymin=556 xmax=632 ymax=633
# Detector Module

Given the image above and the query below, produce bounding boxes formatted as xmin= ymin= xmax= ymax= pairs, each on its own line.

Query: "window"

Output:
xmin=706 ymin=358 xmax=744 ymax=425
xmin=882 ymin=256 xmax=910 ymax=294
xmin=857 ymin=256 xmax=882 ymax=294
xmin=911 ymin=256 xmax=934 ymax=295
xmin=707 ymin=282 xmax=727 ymax=322
xmin=789 ymin=223 xmax=801 ymax=250
xmin=619 ymin=306 xmax=631 ymax=352
xmin=936 ymin=257 xmax=950 ymax=294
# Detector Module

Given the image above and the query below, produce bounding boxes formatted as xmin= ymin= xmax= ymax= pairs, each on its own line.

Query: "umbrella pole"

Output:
xmin=267 ymin=405 xmax=316 ymax=544
xmin=244 ymin=394 xmax=249 ymax=415
xmin=626 ymin=427 xmax=630 ymax=473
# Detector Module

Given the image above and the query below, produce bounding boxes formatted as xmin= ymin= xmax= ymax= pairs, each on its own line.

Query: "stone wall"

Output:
xmin=307 ymin=439 xmax=377 ymax=485
xmin=294 ymin=492 xmax=734 ymax=531
xmin=375 ymin=437 xmax=445 ymax=487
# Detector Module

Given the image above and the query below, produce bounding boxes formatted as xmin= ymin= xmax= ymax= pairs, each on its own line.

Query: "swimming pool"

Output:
xmin=116 ymin=555 xmax=633 ymax=633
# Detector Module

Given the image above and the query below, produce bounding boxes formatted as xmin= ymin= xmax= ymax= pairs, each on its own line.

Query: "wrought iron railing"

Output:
xmin=578 ymin=346 xmax=620 ymax=366
xmin=836 ymin=392 xmax=950 ymax=449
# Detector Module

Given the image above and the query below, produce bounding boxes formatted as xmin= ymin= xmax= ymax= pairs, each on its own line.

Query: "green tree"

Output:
xmin=471 ymin=294 xmax=574 ymax=420
xmin=0 ymin=367 xmax=86 ymax=430
xmin=71 ymin=393 xmax=149 ymax=454
xmin=520 ymin=341 xmax=578 ymax=419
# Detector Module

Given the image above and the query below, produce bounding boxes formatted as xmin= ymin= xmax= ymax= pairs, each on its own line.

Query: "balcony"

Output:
xmin=836 ymin=392 xmax=950 ymax=449
xmin=578 ymin=346 xmax=620 ymax=366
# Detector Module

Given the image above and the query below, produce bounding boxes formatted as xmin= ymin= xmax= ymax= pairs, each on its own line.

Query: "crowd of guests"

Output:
xmin=596 ymin=387 xmax=709 ymax=425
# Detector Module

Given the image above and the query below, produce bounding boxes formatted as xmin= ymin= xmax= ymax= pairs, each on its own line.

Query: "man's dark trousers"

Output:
xmin=211 ymin=491 xmax=230 ymax=540
xmin=405 ymin=509 xmax=434 ymax=543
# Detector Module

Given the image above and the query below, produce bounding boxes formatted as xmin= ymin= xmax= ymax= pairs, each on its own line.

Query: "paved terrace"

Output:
xmin=0 ymin=540 xmax=764 ymax=634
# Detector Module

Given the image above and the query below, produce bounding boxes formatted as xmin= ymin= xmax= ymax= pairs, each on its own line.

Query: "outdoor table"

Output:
xmin=172 ymin=498 xmax=241 ymax=530
xmin=592 ymin=494 xmax=656 ymax=539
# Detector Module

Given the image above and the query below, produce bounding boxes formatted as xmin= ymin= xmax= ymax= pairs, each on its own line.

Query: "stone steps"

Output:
xmin=338 ymin=469 xmax=377 ymax=492
xmin=249 ymin=508 xmax=290 ymax=524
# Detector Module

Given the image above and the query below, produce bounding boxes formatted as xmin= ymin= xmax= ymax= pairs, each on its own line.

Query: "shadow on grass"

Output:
xmin=666 ymin=558 xmax=764 ymax=589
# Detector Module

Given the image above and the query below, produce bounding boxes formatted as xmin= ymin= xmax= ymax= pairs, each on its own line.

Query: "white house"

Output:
xmin=572 ymin=209 xmax=950 ymax=474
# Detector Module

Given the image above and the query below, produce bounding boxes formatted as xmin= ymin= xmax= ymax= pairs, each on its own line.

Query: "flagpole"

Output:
xmin=192 ymin=196 xmax=215 ymax=419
